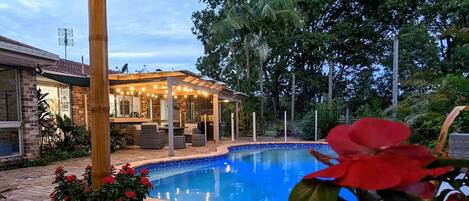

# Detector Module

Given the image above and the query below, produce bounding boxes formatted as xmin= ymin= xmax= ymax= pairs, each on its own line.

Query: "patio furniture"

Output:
xmin=140 ymin=123 xmax=164 ymax=149
xmin=174 ymin=135 xmax=186 ymax=149
xmin=184 ymin=123 xmax=198 ymax=143
xmin=192 ymin=128 xmax=205 ymax=147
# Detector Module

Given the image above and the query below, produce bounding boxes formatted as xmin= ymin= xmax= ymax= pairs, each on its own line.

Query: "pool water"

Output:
xmin=148 ymin=148 xmax=355 ymax=201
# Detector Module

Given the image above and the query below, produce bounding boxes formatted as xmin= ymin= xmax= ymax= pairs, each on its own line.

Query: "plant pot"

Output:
xmin=449 ymin=133 xmax=469 ymax=160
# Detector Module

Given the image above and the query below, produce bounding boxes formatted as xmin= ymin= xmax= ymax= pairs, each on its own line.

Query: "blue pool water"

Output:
xmin=146 ymin=145 xmax=355 ymax=201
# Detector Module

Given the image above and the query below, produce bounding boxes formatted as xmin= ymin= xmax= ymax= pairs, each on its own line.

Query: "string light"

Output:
xmin=130 ymin=86 xmax=135 ymax=90
xmin=141 ymin=87 xmax=145 ymax=92
xmin=177 ymin=86 xmax=181 ymax=90
xmin=164 ymin=94 xmax=167 ymax=98
xmin=146 ymin=93 xmax=150 ymax=96
xmin=155 ymin=95 xmax=158 ymax=98
xmin=116 ymin=88 xmax=121 ymax=92
xmin=120 ymin=91 xmax=124 ymax=95
xmin=174 ymin=95 xmax=178 ymax=99
xmin=194 ymin=95 xmax=198 ymax=98
xmin=153 ymin=85 xmax=158 ymax=89
xmin=184 ymin=95 xmax=187 ymax=98
xmin=126 ymin=91 xmax=130 ymax=95
xmin=138 ymin=91 xmax=142 ymax=95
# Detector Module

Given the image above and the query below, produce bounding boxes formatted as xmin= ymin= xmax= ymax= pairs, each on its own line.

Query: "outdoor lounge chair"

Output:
xmin=191 ymin=128 xmax=205 ymax=147
xmin=140 ymin=123 xmax=164 ymax=149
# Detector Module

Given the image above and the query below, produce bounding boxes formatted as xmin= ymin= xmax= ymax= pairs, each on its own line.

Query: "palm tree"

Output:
xmin=213 ymin=0 xmax=301 ymax=132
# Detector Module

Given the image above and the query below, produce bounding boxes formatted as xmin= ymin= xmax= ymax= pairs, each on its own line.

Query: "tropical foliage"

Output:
xmin=192 ymin=0 xmax=469 ymax=140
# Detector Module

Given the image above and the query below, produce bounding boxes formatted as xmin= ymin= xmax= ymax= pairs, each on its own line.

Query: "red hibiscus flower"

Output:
xmin=125 ymin=191 xmax=136 ymax=199
xmin=140 ymin=168 xmax=149 ymax=176
xmin=140 ymin=177 xmax=153 ymax=188
xmin=65 ymin=175 xmax=77 ymax=183
xmin=304 ymin=118 xmax=451 ymax=193
xmin=102 ymin=176 xmax=116 ymax=185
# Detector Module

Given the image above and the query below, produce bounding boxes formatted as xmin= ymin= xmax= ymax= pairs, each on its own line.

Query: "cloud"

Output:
xmin=0 ymin=3 xmax=9 ymax=9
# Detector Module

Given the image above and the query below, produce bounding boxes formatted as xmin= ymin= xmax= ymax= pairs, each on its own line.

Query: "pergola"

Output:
xmin=108 ymin=70 xmax=246 ymax=156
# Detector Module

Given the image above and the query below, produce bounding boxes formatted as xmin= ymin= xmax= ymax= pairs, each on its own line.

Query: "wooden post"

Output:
xmin=204 ymin=114 xmax=207 ymax=142
xmin=88 ymin=0 xmax=111 ymax=190
xmin=213 ymin=94 xmax=219 ymax=143
xmin=314 ymin=110 xmax=318 ymax=141
xmin=167 ymin=80 xmax=174 ymax=156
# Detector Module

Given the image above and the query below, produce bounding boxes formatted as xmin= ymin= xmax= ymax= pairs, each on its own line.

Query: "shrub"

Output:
xmin=51 ymin=164 xmax=152 ymax=201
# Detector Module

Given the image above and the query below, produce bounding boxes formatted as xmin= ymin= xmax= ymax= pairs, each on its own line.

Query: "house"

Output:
xmin=0 ymin=35 xmax=246 ymax=166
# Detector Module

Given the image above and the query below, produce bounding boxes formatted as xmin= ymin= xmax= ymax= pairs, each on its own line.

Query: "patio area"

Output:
xmin=0 ymin=137 xmax=298 ymax=201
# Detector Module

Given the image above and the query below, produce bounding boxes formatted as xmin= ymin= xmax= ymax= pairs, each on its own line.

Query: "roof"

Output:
xmin=42 ymin=59 xmax=120 ymax=77
xmin=0 ymin=35 xmax=59 ymax=62
xmin=0 ymin=36 xmax=44 ymax=51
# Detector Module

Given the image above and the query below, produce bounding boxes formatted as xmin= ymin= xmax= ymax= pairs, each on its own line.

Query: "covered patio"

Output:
xmin=107 ymin=70 xmax=246 ymax=155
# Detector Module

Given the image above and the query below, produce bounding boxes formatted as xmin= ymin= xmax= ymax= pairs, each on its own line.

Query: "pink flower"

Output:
xmin=65 ymin=175 xmax=77 ymax=183
xmin=102 ymin=176 xmax=115 ymax=185
xmin=125 ymin=191 xmax=136 ymax=199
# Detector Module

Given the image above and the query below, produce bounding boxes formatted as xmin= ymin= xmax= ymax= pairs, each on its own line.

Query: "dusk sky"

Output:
xmin=0 ymin=0 xmax=205 ymax=72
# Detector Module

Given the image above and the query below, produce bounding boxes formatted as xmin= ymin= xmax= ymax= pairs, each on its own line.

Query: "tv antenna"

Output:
xmin=58 ymin=28 xmax=74 ymax=59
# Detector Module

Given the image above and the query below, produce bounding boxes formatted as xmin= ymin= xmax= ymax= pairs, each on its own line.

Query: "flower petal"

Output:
xmin=326 ymin=125 xmax=370 ymax=158
xmin=303 ymin=160 xmax=351 ymax=180
xmin=382 ymin=144 xmax=435 ymax=166
xmin=349 ymin=118 xmax=411 ymax=149
xmin=334 ymin=156 xmax=402 ymax=190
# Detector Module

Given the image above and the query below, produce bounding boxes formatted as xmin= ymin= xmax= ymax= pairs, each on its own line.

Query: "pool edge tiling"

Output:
xmin=132 ymin=141 xmax=327 ymax=173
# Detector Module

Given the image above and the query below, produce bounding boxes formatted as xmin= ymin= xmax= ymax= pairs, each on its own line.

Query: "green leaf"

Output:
xmin=289 ymin=179 xmax=340 ymax=201
xmin=427 ymin=158 xmax=469 ymax=169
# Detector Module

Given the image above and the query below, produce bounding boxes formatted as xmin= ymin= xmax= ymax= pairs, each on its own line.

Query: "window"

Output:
xmin=37 ymin=84 xmax=71 ymax=118
xmin=160 ymin=99 xmax=179 ymax=121
xmin=109 ymin=94 xmax=141 ymax=118
xmin=0 ymin=67 xmax=21 ymax=157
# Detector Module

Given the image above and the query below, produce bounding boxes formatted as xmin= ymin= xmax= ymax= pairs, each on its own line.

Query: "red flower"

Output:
xmin=126 ymin=167 xmax=136 ymax=176
xmin=122 ymin=163 xmax=131 ymax=169
xmin=140 ymin=168 xmax=149 ymax=176
xmin=55 ymin=166 xmax=64 ymax=174
xmin=140 ymin=177 xmax=153 ymax=188
xmin=304 ymin=118 xmax=451 ymax=193
xmin=102 ymin=176 xmax=116 ymax=185
xmin=125 ymin=191 xmax=136 ymax=199
xmin=65 ymin=175 xmax=77 ymax=183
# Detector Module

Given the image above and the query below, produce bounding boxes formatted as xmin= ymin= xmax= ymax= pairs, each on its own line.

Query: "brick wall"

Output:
xmin=19 ymin=68 xmax=40 ymax=159
xmin=71 ymin=86 xmax=91 ymax=129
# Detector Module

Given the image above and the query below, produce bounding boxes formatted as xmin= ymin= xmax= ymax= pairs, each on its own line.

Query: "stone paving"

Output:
xmin=0 ymin=137 xmax=297 ymax=201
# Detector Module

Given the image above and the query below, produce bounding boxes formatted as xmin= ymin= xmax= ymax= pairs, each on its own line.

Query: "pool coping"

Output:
xmin=135 ymin=141 xmax=327 ymax=201
xmin=130 ymin=141 xmax=327 ymax=169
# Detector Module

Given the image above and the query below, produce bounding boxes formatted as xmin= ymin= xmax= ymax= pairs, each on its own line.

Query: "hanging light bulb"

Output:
xmin=116 ymin=88 xmax=121 ymax=92
xmin=130 ymin=86 xmax=135 ymax=90
xmin=120 ymin=91 xmax=124 ymax=95
xmin=177 ymin=86 xmax=182 ymax=90
xmin=194 ymin=95 xmax=198 ymax=98
xmin=184 ymin=95 xmax=187 ymax=98
xmin=146 ymin=93 xmax=150 ymax=96
xmin=153 ymin=85 xmax=158 ymax=89
xmin=164 ymin=94 xmax=167 ymax=98
xmin=155 ymin=95 xmax=158 ymax=98
xmin=141 ymin=87 xmax=145 ymax=92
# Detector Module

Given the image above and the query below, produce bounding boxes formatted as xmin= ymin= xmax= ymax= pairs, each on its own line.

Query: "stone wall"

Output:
xmin=71 ymin=86 xmax=91 ymax=129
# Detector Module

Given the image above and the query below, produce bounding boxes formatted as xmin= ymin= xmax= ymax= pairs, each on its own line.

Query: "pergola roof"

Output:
xmin=109 ymin=70 xmax=248 ymax=101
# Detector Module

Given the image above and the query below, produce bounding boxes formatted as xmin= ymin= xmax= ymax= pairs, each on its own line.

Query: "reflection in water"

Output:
xmin=149 ymin=149 xmax=354 ymax=201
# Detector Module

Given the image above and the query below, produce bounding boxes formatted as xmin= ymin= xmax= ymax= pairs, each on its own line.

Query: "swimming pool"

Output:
xmin=141 ymin=143 xmax=355 ymax=201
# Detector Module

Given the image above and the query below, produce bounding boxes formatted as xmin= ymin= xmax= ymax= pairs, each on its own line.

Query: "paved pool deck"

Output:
xmin=0 ymin=137 xmax=310 ymax=201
